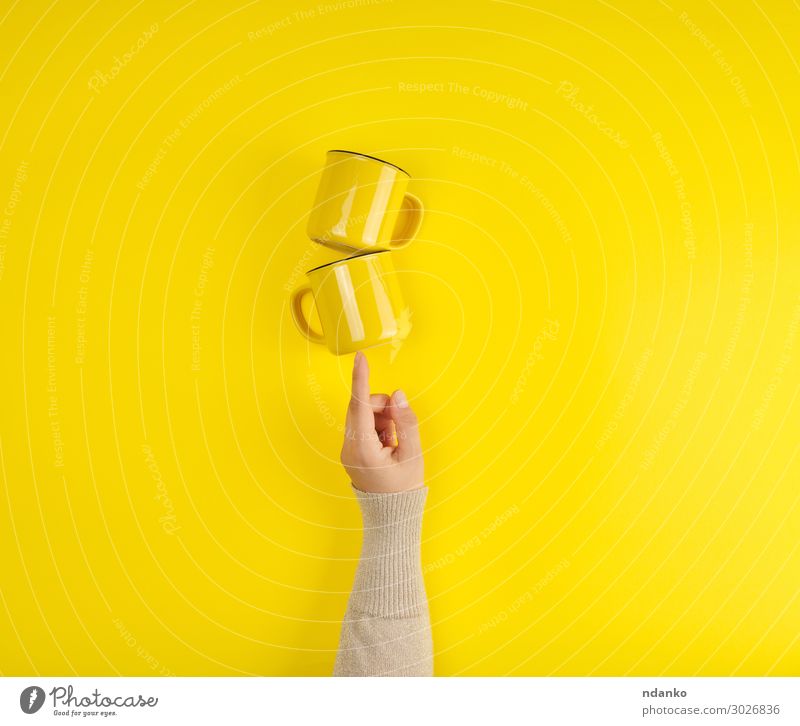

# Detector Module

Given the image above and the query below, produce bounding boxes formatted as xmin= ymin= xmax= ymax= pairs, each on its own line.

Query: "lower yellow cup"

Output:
xmin=290 ymin=250 xmax=408 ymax=355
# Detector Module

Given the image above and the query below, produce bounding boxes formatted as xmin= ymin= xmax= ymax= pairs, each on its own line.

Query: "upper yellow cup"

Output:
xmin=306 ymin=150 xmax=424 ymax=252
xmin=290 ymin=250 xmax=408 ymax=355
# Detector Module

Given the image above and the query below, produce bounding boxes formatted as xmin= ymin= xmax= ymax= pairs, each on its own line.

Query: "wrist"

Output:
xmin=349 ymin=485 xmax=428 ymax=617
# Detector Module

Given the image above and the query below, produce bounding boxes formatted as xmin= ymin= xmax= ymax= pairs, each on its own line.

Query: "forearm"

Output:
xmin=334 ymin=486 xmax=433 ymax=676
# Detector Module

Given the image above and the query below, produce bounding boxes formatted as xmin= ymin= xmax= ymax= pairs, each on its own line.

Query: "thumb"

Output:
xmin=389 ymin=389 xmax=421 ymax=460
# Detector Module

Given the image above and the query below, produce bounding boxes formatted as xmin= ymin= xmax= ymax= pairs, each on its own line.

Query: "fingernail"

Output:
xmin=353 ymin=351 xmax=363 ymax=369
xmin=394 ymin=389 xmax=409 ymax=408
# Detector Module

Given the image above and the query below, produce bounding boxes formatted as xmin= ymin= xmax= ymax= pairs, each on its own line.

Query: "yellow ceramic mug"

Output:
xmin=290 ymin=250 xmax=408 ymax=355
xmin=306 ymin=150 xmax=424 ymax=252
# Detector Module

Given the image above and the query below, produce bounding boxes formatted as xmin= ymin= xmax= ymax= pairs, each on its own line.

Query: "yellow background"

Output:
xmin=0 ymin=0 xmax=798 ymax=676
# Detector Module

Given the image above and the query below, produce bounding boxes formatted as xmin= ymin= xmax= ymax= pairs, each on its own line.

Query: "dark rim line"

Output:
xmin=328 ymin=149 xmax=410 ymax=176
xmin=305 ymin=248 xmax=390 ymax=274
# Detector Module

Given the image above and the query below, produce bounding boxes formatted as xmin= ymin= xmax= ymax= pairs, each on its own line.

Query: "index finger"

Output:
xmin=346 ymin=351 xmax=375 ymax=436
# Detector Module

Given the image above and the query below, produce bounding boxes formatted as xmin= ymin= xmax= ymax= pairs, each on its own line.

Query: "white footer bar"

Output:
xmin=1 ymin=676 xmax=797 ymax=725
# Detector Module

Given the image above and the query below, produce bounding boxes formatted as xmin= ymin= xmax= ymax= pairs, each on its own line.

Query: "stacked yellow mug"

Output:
xmin=290 ymin=150 xmax=424 ymax=355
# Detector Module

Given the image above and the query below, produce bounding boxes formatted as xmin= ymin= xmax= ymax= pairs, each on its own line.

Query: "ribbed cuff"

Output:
xmin=349 ymin=485 xmax=428 ymax=618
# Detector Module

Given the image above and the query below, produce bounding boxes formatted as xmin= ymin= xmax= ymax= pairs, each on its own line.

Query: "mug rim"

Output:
xmin=305 ymin=249 xmax=390 ymax=275
xmin=327 ymin=149 xmax=410 ymax=177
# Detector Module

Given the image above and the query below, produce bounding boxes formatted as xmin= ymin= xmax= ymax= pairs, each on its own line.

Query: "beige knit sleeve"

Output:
xmin=333 ymin=486 xmax=433 ymax=676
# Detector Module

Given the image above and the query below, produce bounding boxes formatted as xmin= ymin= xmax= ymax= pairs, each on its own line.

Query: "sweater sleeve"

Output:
xmin=333 ymin=485 xmax=433 ymax=676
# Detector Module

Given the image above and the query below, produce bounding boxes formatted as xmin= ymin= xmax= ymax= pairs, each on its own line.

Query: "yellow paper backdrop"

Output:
xmin=0 ymin=0 xmax=798 ymax=676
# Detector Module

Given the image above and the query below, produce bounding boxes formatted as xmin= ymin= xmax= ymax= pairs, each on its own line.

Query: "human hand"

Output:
xmin=340 ymin=351 xmax=424 ymax=494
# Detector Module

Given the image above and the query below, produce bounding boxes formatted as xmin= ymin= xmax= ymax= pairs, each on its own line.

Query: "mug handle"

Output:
xmin=290 ymin=286 xmax=325 ymax=344
xmin=389 ymin=192 xmax=424 ymax=249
